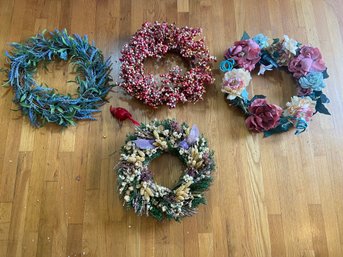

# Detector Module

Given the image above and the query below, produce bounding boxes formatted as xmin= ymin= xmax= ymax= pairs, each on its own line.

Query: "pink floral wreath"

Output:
xmin=119 ymin=21 xmax=215 ymax=108
xmin=221 ymin=32 xmax=330 ymax=137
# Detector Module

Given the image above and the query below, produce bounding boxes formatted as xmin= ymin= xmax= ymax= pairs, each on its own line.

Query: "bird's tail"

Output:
xmin=129 ymin=117 xmax=140 ymax=126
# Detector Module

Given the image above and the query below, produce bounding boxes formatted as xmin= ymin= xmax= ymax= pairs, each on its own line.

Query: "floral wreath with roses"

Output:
xmin=116 ymin=119 xmax=215 ymax=221
xmin=119 ymin=21 xmax=215 ymax=108
xmin=220 ymin=32 xmax=330 ymax=137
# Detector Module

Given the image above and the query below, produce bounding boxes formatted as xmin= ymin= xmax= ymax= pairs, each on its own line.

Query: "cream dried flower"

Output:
xmin=174 ymin=181 xmax=193 ymax=202
xmin=137 ymin=181 xmax=154 ymax=202
xmin=222 ymin=68 xmax=251 ymax=100
xmin=284 ymin=96 xmax=316 ymax=122
xmin=282 ymin=35 xmax=298 ymax=55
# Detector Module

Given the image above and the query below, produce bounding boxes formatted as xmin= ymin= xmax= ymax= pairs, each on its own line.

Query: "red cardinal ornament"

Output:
xmin=109 ymin=106 xmax=140 ymax=126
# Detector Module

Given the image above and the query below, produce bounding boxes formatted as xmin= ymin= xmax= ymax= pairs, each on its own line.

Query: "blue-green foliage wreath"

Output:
xmin=3 ymin=29 xmax=113 ymax=127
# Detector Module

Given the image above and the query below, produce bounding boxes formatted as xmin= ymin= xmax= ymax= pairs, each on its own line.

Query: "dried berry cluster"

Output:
xmin=120 ymin=21 xmax=215 ymax=108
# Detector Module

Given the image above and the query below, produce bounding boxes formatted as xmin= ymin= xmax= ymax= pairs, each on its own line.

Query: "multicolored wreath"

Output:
xmin=116 ymin=119 xmax=215 ymax=221
xmin=119 ymin=21 xmax=215 ymax=108
xmin=4 ymin=29 xmax=113 ymax=127
xmin=221 ymin=32 xmax=330 ymax=137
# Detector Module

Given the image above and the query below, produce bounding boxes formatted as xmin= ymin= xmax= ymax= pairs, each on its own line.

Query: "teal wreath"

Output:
xmin=3 ymin=29 xmax=113 ymax=127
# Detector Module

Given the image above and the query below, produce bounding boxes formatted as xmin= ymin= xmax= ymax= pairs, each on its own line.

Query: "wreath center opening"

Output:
xmin=143 ymin=52 xmax=189 ymax=87
xmin=248 ymin=69 xmax=295 ymax=107
xmin=149 ymin=152 xmax=185 ymax=189
xmin=35 ymin=60 xmax=79 ymax=97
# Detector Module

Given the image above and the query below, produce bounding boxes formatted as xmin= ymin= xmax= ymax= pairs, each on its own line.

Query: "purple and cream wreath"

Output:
xmin=220 ymin=32 xmax=330 ymax=137
xmin=116 ymin=119 xmax=215 ymax=221
xmin=119 ymin=22 xmax=215 ymax=108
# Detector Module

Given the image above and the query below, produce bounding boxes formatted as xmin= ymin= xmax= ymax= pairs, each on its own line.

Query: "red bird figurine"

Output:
xmin=109 ymin=106 xmax=140 ymax=126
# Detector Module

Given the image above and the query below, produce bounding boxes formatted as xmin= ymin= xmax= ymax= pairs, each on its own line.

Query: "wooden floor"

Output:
xmin=1 ymin=0 xmax=343 ymax=256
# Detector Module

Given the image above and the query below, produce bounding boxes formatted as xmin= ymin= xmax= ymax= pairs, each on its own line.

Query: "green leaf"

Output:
xmin=50 ymin=105 xmax=55 ymax=114
xmin=190 ymin=177 xmax=213 ymax=193
xmin=249 ymin=95 xmax=266 ymax=104
xmin=20 ymin=93 xmax=27 ymax=102
xmin=89 ymin=88 xmax=99 ymax=93
xmin=61 ymin=36 xmax=68 ymax=46
xmin=320 ymin=93 xmax=330 ymax=104
xmin=149 ymin=207 xmax=163 ymax=221
xmin=241 ymin=31 xmax=250 ymax=40
xmin=57 ymin=106 xmax=64 ymax=113
xmin=65 ymin=118 xmax=76 ymax=126
xmin=58 ymin=118 xmax=65 ymax=125
xmin=322 ymin=69 xmax=329 ymax=79
xmin=228 ymin=96 xmax=249 ymax=115
xmin=20 ymin=103 xmax=31 ymax=108
xmin=260 ymin=51 xmax=278 ymax=68
xmin=191 ymin=197 xmax=206 ymax=208
xmin=1 ymin=81 xmax=10 ymax=88
xmin=264 ymin=117 xmax=293 ymax=137
xmin=315 ymin=100 xmax=330 ymax=115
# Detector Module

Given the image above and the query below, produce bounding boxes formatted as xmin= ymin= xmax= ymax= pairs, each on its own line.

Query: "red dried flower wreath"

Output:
xmin=119 ymin=21 xmax=215 ymax=108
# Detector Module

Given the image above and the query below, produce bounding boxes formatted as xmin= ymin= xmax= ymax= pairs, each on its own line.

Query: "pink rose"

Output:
xmin=225 ymin=39 xmax=261 ymax=71
xmin=288 ymin=46 xmax=326 ymax=78
xmin=245 ymin=99 xmax=283 ymax=132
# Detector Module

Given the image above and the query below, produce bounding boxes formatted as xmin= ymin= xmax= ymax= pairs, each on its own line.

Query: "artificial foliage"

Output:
xmin=3 ymin=29 xmax=113 ymax=127
xmin=116 ymin=119 xmax=215 ymax=221
xmin=220 ymin=32 xmax=330 ymax=136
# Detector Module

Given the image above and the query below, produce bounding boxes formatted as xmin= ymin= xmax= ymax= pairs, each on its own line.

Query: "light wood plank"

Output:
xmin=0 ymin=0 xmax=342 ymax=256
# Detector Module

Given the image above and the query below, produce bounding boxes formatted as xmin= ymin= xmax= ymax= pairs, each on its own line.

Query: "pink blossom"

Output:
xmin=224 ymin=78 xmax=244 ymax=90
xmin=225 ymin=39 xmax=261 ymax=71
xmin=288 ymin=46 xmax=326 ymax=78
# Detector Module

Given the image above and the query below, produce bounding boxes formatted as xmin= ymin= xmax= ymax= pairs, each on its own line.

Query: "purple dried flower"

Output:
xmin=186 ymin=125 xmax=199 ymax=145
xmin=179 ymin=124 xmax=200 ymax=149
xmin=133 ymin=138 xmax=155 ymax=149
xmin=170 ymin=121 xmax=181 ymax=132
xmin=179 ymin=140 xmax=190 ymax=150
xmin=140 ymin=169 xmax=153 ymax=181
xmin=186 ymin=168 xmax=197 ymax=177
